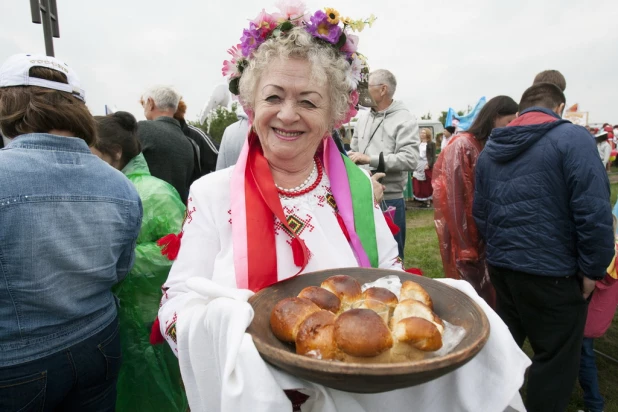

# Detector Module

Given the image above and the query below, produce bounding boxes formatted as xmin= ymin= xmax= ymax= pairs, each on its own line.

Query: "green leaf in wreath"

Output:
xmin=279 ymin=21 xmax=293 ymax=32
xmin=335 ymin=32 xmax=347 ymax=49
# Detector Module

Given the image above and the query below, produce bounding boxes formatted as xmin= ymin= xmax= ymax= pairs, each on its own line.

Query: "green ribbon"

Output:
xmin=342 ymin=155 xmax=379 ymax=267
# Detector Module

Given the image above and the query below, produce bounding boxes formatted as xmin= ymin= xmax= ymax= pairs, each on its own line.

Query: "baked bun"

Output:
xmin=298 ymin=286 xmax=341 ymax=313
xmin=400 ymin=281 xmax=433 ymax=309
xmin=295 ymin=310 xmax=338 ymax=360
xmin=362 ymin=287 xmax=399 ymax=310
xmin=270 ymin=297 xmax=320 ymax=342
xmin=391 ymin=299 xmax=444 ymax=334
xmin=320 ymin=275 xmax=362 ymax=309
xmin=334 ymin=309 xmax=393 ymax=357
xmin=393 ymin=317 xmax=443 ymax=351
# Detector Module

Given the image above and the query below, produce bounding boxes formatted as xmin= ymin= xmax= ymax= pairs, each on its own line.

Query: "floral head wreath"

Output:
xmin=222 ymin=0 xmax=376 ymax=124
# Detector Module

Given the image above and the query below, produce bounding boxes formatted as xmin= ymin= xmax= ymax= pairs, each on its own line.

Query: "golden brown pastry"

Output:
xmin=297 ymin=286 xmax=341 ymax=313
xmin=353 ymin=299 xmax=390 ymax=324
xmin=295 ymin=310 xmax=338 ymax=360
xmin=393 ymin=317 xmax=443 ymax=351
xmin=270 ymin=297 xmax=321 ymax=343
xmin=400 ymin=280 xmax=433 ymax=310
xmin=334 ymin=309 xmax=393 ymax=357
xmin=362 ymin=287 xmax=399 ymax=310
xmin=320 ymin=275 xmax=362 ymax=309
xmin=390 ymin=299 xmax=444 ymax=334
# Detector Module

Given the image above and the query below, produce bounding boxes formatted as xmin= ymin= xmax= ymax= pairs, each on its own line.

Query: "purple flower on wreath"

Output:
xmin=240 ymin=23 xmax=264 ymax=57
xmin=306 ymin=10 xmax=342 ymax=44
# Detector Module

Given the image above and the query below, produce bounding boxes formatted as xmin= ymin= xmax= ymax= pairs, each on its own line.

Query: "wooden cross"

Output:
xmin=30 ymin=0 xmax=60 ymax=57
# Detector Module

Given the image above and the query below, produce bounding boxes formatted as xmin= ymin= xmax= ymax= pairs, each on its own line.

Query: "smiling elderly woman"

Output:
xmin=157 ymin=6 xmax=401 ymax=353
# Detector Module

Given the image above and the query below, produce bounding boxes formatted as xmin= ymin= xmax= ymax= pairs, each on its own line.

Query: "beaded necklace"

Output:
xmin=275 ymin=156 xmax=323 ymax=197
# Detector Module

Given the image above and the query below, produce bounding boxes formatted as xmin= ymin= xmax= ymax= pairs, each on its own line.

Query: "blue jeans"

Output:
xmin=384 ymin=198 xmax=406 ymax=259
xmin=579 ymin=337 xmax=604 ymax=412
xmin=0 ymin=317 xmax=121 ymax=412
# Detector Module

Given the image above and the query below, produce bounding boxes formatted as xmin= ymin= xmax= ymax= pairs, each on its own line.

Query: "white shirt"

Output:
xmin=158 ymin=166 xmax=403 ymax=354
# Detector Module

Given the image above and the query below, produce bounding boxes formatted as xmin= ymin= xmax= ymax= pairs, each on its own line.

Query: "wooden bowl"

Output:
xmin=247 ymin=268 xmax=490 ymax=393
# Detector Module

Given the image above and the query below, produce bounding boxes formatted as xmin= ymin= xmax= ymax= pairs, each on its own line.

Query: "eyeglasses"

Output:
xmin=368 ymin=84 xmax=385 ymax=88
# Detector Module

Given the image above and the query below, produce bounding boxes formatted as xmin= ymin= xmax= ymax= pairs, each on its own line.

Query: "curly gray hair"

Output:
xmin=239 ymin=27 xmax=351 ymax=127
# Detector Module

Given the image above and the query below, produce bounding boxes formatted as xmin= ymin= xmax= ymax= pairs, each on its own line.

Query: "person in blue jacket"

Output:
xmin=473 ymin=82 xmax=614 ymax=412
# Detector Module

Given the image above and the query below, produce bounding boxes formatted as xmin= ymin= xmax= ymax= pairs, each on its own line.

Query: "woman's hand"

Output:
xmin=424 ymin=165 xmax=429 ymax=170
xmin=371 ymin=173 xmax=386 ymax=204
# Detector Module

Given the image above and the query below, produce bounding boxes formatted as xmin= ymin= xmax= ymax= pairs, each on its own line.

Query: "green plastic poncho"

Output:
xmin=113 ymin=153 xmax=188 ymax=411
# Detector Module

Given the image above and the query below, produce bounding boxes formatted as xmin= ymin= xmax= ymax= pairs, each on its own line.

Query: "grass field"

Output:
xmin=403 ymin=184 xmax=618 ymax=412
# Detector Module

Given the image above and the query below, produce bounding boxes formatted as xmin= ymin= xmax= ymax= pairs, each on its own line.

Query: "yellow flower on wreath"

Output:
xmin=324 ymin=7 xmax=340 ymax=25
xmin=367 ymin=14 xmax=377 ymax=27
xmin=351 ymin=19 xmax=365 ymax=32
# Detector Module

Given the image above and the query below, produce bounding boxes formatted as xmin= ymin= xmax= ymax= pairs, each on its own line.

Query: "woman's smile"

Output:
xmin=273 ymin=128 xmax=304 ymax=140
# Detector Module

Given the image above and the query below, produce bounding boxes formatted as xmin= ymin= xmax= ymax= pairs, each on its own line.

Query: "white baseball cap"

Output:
xmin=0 ymin=53 xmax=86 ymax=102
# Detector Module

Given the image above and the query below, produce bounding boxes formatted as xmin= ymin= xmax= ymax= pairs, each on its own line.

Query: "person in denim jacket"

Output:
xmin=0 ymin=54 xmax=142 ymax=411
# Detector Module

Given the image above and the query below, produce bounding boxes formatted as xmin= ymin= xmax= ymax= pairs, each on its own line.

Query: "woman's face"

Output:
xmin=494 ymin=114 xmax=517 ymax=128
xmin=253 ymin=58 xmax=331 ymax=168
xmin=420 ymin=129 xmax=426 ymax=142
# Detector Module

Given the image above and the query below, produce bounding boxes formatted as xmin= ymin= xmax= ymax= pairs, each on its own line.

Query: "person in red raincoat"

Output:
xmin=432 ymin=96 xmax=518 ymax=308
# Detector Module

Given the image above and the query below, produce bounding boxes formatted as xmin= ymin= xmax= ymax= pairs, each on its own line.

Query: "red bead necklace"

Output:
xmin=276 ymin=157 xmax=323 ymax=197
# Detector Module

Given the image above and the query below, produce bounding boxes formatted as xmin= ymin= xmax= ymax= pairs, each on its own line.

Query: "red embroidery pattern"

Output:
xmin=181 ymin=197 xmax=197 ymax=227
xmin=275 ymin=213 xmax=315 ymax=238
xmin=186 ymin=206 xmax=196 ymax=225
xmin=227 ymin=209 xmax=232 ymax=225
xmin=165 ymin=312 xmax=178 ymax=344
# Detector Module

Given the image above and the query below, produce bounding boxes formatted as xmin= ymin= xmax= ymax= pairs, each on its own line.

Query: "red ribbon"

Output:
xmin=245 ymin=134 xmax=309 ymax=292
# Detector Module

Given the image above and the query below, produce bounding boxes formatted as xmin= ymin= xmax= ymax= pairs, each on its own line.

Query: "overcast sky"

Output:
xmin=2 ymin=0 xmax=617 ymax=124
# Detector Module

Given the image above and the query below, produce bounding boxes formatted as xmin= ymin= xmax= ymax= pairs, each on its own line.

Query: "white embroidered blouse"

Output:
xmin=158 ymin=166 xmax=403 ymax=353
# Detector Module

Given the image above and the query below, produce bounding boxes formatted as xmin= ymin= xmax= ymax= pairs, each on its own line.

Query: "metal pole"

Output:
xmin=30 ymin=0 xmax=41 ymax=23
xmin=50 ymin=0 xmax=59 ymax=38
xmin=40 ymin=0 xmax=55 ymax=56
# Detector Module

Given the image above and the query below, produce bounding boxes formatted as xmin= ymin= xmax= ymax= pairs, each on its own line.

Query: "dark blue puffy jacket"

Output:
xmin=473 ymin=107 xmax=614 ymax=279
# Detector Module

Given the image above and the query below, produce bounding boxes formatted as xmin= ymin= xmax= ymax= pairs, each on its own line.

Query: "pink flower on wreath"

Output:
xmin=227 ymin=44 xmax=243 ymax=62
xmin=240 ymin=23 xmax=264 ymax=57
xmin=350 ymin=89 xmax=359 ymax=107
xmin=222 ymin=60 xmax=239 ymax=78
xmin=222 ymin=44 xmax=243 ymax=78
xmin=252 ymin=9 xmax=281 ymax=38
xmin=306 ymin=10 xmax=342 ymax=44
xmin=341 ymin=33 xmax=359 ymax=56
xmin=337 ymin=90 xmax=359 ymax=127
xmin=275 ymin=0 xmax=307 ymax=20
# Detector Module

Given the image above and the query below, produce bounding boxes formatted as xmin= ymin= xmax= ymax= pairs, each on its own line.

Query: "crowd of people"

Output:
xmin=1 ymin=2 xmax=617 ymax=412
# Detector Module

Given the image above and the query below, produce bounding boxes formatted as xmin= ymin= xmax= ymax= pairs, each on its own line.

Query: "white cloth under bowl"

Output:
xmin=176 ymin=277 xmax=530 ymax=412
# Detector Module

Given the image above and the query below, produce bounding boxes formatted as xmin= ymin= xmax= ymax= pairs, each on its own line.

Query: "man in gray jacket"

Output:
xmin=349 ymin=69 xmax=419 ymax=259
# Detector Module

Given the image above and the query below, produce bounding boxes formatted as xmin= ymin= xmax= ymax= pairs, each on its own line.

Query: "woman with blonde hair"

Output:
xmin=413 ymin=127 xmax=436 ymax=207
xmin=155 ymin=3 xmax=530 ymax=411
